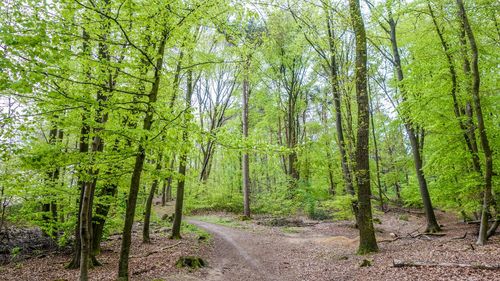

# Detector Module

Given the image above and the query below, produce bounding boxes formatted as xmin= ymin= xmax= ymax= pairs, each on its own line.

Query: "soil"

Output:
xmin=0 ymin=208 xmax=499 ymax=281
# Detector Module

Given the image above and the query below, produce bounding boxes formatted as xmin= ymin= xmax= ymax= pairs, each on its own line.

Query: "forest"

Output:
xmin=0 ymin=0 xmax=498 ymax=280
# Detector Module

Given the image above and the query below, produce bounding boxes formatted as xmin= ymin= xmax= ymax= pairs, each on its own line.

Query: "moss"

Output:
xmin=359 ymin=259 xmax=372 ymax=267
xmin=175 ymin=256 xmax=206 ymax=269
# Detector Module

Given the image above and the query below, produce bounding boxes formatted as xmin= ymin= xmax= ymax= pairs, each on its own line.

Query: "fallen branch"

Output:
xmin=378 ymin=237 xmax=400 ymax=243
xmin=410 ymin=232 xmax=446 ymax=238
xmin=465 ymin=219 xmax=500 ymax=225
xmin=131 ymin=241 xmax=182 ymax=259
xmin=452 ymin=232 xmax=467 ymax=240
xmin=393 ymin=259 xmax=500 ymax=270
xmin=388 ymin=207 xmax=425 ymax=215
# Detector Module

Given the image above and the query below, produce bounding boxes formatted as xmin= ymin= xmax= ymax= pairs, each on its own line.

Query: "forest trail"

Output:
xmin=184 ymin=217 xmax=372 ymax=281
xmin=187 ymin=219 xmax=280 ymax=281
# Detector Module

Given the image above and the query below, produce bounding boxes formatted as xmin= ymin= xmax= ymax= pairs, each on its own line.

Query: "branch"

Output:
xmin=393 ymin=259 xmax=500 ymax=270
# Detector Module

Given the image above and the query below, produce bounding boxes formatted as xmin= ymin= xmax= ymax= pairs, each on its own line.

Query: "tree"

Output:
xmin=455 ymin=0 xmax=494 ymax=245
xmin=385 ymin=3 xmax=441 ymax=233
xmin=171 ymin=49 xmax=196 ymax=240
xmin=349 ymin=0 xmax=379 ymax=254
xmin=117 ymin=22 xmax=169 ymax=281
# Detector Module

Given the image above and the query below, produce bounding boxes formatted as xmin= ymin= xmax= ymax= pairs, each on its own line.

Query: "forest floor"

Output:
xmin=1 ymin=204 xmax=499 ymax=281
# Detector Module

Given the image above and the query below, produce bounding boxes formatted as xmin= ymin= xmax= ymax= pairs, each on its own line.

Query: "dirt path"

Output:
xmin=188 ymin=220 xmax=280 ymax=281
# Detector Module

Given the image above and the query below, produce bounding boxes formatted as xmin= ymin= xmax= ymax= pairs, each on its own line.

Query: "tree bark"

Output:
xmin=349 ymin=0 xmax=378 ymax=255
xmin=242 ymin=58 xmax=251 ymax=218
xmin=143 ymin=153 xmax=163 ymax=243
xmin=66 ymin=113 xmax=89 ymax=269
xmin=369 ymin=95 xmax=384 ymax=211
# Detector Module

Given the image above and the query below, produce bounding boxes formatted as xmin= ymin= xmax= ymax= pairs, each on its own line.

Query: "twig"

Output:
xmin=451 ymin=232 xmax=467 ymax=240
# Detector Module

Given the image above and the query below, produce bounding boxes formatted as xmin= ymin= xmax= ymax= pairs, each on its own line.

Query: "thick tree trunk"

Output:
xmin=117 ymin=30 xmax=168 ymax=280
xmin=456 ymin=0 xmax=494 ymax=245
xmin=91 ymin=184 xmax=117 ymax=256
xmin=349 ymin=0 xmax=378 ymax=255
xmin=80 ymin=27 xmax=112 ymax=279
xmin=242 ymin=58 xmax=251 ymax=218
xmin=388 ymin=13 xmax=440 ymax=233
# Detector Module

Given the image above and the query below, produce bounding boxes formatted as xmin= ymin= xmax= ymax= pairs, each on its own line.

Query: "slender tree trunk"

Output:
xmin=242 ymin=58 xmax=251 ymax=218
xmin=369 ymin=96 xmax=384 ymax=211
xmin=388 ymin=12 xmax=440 ymax=233
xmin=91 ymin=182 xmax=117 ymax=256
xmin=428 ymin=2 xmax=482 ymax=175
xmin=171 ymin=66 xmax=194 ymax=240
xmin=163 ymin=156 xmax=175 ymax=205
xmin=43 ymin=124 xmax=61 ymax=237
xmin=143 ymin=153 xmax=162 ymax=243
xmin=456 ymin=0 xmax=493 ymax=245
xmin=277 ymin=116 xmax=288 ymax=175
xmin=117 ymin=29 xmax=168 ymax=280
xmin=286 ymin=92 xmax=299 ymax=193
xmin=324 ymin=6 xmax=354 ymax=196
xmin=67 ymin=115 xmax=89 ymax=269
xmin=349 ymin=0 xmax=378 ymax=254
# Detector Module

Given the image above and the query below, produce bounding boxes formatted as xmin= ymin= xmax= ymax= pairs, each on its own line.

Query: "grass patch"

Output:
xmin=192 ymin=215 xmax=247 ymax=229
xmin=282 ymin=226 xmax=300 ymax=234
xmin=182 ymin=222 xmax=211 ymax=242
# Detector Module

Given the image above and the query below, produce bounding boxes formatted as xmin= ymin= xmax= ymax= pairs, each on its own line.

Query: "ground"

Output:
xmin=1 ymin=205 xmax=499 ymax=281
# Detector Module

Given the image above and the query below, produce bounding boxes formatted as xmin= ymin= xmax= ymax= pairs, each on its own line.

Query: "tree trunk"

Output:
xmin=67 ymin=113 xmax=90 ymax=269
xmin=79 ymin=24 xmax=112 ymax=278
xmin=388 ymin=12 xmax=440 ymax=233
xmin=242 ymin=58 xmax=251 ymax=218
xmin=287 ymin=92 xmax=299 ymax=193
xmin=171 ymin=66 xmax=194 ymax=240
xmin=117 ymin=29 xmax=168 ymax=281
xmin=43 ymin=124 xmax=62 ymax=237
xmin=324 ymin=5 xmax=354 ymax=196
xmin=349 ymin=0 xmax=378 ymax=255
xmin=163 ymin=156 xmax=175 ymax=205
xmin=143 ymin=153 xmax=163 ymax=243
xmin=456 ymin=0 xmax=493 ymax=245
xmin=369 ymin=95 xmax=384 ymax=211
